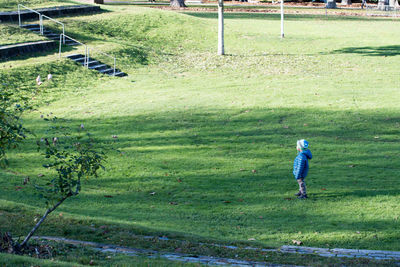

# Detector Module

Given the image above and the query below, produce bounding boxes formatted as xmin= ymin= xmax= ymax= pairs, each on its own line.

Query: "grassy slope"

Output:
xmin=0 ymin=252 xmax=199 ymax=266
xmin=0 ymin=24 xmax=47 ymax=46
xmin=0 ymin=5 xmax=400 ymax=265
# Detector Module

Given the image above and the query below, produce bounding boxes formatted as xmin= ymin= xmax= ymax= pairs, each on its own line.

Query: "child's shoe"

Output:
xmin=297 ymin=194 xmax=308 ymax=199
xmin=294 ymin=191 xmax=302 ymax=196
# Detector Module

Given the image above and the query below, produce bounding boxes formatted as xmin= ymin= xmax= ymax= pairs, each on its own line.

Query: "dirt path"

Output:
xmin=32 ymin=235 xmax=400 ymax=265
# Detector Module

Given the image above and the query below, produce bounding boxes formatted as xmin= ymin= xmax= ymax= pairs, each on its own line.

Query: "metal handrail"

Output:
xmin=59 ymin=34 xmax=88 ymax=67
xmin=18 ymin=4 xmax=42 ymax=33
xmin=42 ymin=14 xmax=65 ymax=44
xmin=89 ymin=49 xmax=117 ymax=76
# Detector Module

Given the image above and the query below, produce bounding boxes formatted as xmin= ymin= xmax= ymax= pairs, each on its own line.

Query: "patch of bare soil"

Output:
xmin=151 ymin=5 xmax=368 ymax=16
xmin=0 ymin=232 xmax=53 ymax=258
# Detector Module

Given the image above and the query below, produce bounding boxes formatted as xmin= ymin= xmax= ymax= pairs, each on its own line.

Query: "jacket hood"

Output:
xmin=300 ymin=149 xmax=312 ymax=159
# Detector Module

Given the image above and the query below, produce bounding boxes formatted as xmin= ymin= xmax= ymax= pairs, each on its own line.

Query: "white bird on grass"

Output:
xmin=36 ymin=75 xmax=42 ymax=86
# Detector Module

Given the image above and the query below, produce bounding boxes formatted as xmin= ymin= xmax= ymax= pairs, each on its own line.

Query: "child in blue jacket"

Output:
xmin=293 ymin=139 xmax=312 ymax=199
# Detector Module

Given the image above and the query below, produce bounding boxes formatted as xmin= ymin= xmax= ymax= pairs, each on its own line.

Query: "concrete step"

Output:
xmin=21 ymin=24 xmax=40 ymax=28
xmin=113 ymin=71 xmax=127 ymax=77
xmin=28 ymin=28 xmax=41 ymax=32
xmin=89 ymin=64 xmax=107 ymax=70
xmin=73 ymin=57 xmax=90 ymax=63
xmin=45 ymin=33 xmax=60 ymax=37
xmin=48 ymin=36 xmax=61 ymax=40
xmin=78 ymin=60 xmax=98 ymax=66
xmin=65 ymin=54 xmax=127 ymax=78
xmin=66 ymin=54 xmax=84 ymax=59
xmin=87 ymin=61 xmax=101 ymax=66
xmin=66 ymin=42 xmax=80 ymax=46
xmin=99 ymin=68 xmax=114 ymax=74
xmin=72 ymin=57 xmax=86 ymax=62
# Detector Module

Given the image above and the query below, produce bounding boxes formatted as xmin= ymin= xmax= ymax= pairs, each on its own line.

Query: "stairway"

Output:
xmin=66 ymin=54 xmax=127 ymax=77
xmin=20 ymin=24 xmax=79 ymax=46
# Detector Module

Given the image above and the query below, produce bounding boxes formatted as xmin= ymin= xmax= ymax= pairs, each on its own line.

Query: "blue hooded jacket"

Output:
xmin=293 ymin=149 xmax=312 ymax=180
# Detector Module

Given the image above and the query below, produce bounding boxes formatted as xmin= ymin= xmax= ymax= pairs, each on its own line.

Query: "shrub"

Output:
xmin=18 ymin=117 xmax=106 ymax=248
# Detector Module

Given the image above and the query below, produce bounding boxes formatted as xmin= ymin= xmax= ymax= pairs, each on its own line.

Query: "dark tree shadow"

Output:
xmin=1 ymin=106 xmax=400 ymax=250
xmin=330 ymin=45 xmax=400 ymax=57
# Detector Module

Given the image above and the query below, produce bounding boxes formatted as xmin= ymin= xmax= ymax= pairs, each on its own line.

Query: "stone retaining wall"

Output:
xmin=0 ymin=5 xmax=101 ymax=23
xmin=0 ymin=40 xmax=56 ymax=59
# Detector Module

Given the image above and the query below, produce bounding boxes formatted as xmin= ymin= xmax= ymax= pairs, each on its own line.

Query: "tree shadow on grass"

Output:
xmin=329 ymin=45 xmax=400 ymax=57
xmin=1 ymin=107 xmax=400 ymax=249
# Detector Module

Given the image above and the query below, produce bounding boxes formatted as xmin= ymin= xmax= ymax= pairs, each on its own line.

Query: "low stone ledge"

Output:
xmin=0 ymin=40 xmax=56 ymax=59
xmin=0 ymin=5 xmax=101 ymax=23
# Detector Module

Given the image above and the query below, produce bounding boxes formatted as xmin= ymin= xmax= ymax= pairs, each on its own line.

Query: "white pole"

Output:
xmin=40 ymin=15 xmax=43 ymax=35
xmin=87 ymin=48 xmax=90 ymax=68
xmin=62 ymin=25 xmax=65 ymax=44
xmin=113 ymin=58 xmax=116 ymax=76
xmin=59 ymin=34 xmax=62 ymax=59
xmin=280 ymin=0 xmax=284 ymax=38
xmin=18 ymin=5 xmax=21 ymax=26
xmin=218 ymin=0 xmax=225 ymax=55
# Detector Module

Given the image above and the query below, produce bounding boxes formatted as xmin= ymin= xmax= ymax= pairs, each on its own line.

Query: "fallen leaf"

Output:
xmin=292 ymin=239 xmax=303 ymax=245
xmin=59 ymin=213 xmax=63 ymax=217
xmin=283 ymin=125 xmax=289 ymax=129
xmin=348 ymin=164 xmax=356 ymax=168
xmin=104 ymin=195 xmax=113 ymax=198
xmin=321 ymin=188 xmax=327 ymax=191
xmin=223 ymin=200 xmax=231 ymax=203
xmin=374 ymin=136 xmax=379 ymax=139
xmin=248 ymin=238 xmax=256 ymax=241
xmin=169 ymin=202 xmax=178 ymax=205
xmin=284 ymin=197 xmax=293 ymax=200
xmin=177 ymin=178 xmax=182 ymax=183
xmin=252 ymin=169 xmax=257 ymax=173
xmin=238 ymin=198 xmax=244 ymax=202
xmin=303 ymin=123 xmax=308 ymax=126
xmin=37 ymin=173 xmax=44 ymax=177
xmin=150 ymin=192 xmax=156 ymax=195
xmin=15 ymin=186 xmax=22 ymax=191
xmin=239 ymin=168 xmax=246 ymax=171
xmin=259 ymin=216 xmax=263 ymax=219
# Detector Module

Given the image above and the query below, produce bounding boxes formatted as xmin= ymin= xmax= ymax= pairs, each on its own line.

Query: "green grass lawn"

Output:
xmin=0 ymin=5 xmax=400 ymax=266
xmin=0 ymin=250 xmax=199 ymax=266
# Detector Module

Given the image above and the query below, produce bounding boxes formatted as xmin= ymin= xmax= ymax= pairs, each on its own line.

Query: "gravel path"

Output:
xmin=33 ymin=236 xmax=300 ymax=266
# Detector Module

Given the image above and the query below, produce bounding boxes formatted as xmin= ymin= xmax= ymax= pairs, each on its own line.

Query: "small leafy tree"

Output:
xmin=0 ymin=89 xmax=30 ymax=167
xmin=18 ymin=118 xmax=106 ymax=248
